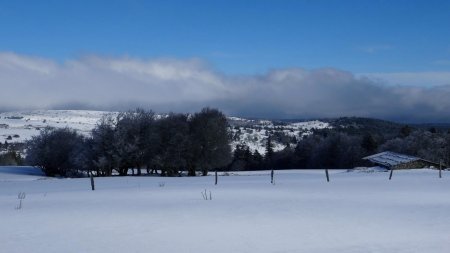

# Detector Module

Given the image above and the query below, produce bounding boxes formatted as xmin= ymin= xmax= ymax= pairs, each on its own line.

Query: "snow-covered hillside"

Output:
xmin=0 ymin=110 xmax=331 ymax=153
xmin=229 ymin=117 xmax=330 ymax=154
xmin=1 ymin=167 xmax=449 ymax=253
xmin=0 ymin=110 xmax=116 ymax=143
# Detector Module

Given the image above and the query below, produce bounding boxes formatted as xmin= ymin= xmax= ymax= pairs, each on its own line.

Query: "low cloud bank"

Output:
xmin=1 ymin=52 xmax=450 ymax=122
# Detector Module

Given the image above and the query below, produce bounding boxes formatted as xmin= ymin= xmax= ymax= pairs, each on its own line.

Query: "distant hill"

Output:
xmin=411 ymin=123 xmax=450 ymax=131
xmin=326 ymin=117 xmax=405 ymax=136
xmin=228 ymin=117 xmax=330 ymax=154
xmin=2 ymin=110 xmax=447 ymax=155
xmin=0 ymin=110 xmax=331 ymax=154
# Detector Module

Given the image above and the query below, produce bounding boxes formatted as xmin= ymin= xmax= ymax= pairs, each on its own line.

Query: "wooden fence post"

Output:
xmin=215 ymin=170 xmax=218 ymax=185
xmin=389 ymin=168 xmax=394 ymax=180
xmin=439 ymin=160 xmax=442 ymax=178
xmin=325 ymin=168 xmax=330 ymax=182
xmin=271 ymin=169 xmax=274 ymax=184
xmin=90 ymin=172 xmax=95 ymax=191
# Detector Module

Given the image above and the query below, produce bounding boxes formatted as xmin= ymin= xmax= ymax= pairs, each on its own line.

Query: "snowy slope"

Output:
xmin=0 ymin=168 xmax=449 ymax=253
xmin=229 ymin=117 xmax=330 ymax=153
xmin=0 ymin=110 xmax=331 ymax=153
xmin=0 ymin=110 xmax=116 ymax=143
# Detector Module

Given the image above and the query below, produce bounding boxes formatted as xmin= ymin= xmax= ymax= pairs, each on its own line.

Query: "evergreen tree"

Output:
xmin=230 ymin=144 xmax=246 ymax=171
xmin=250 ymin=150 xmax=264 ymax=170
xmin=400 ymin=125 xmax=412 ymax=138
xmin=265 ymin=135 xmax=274 ymax=169
xmin=428 ymin=127 xmax=437 ymax=134
xmin=361 ymin=133 xmax=377 ymax=154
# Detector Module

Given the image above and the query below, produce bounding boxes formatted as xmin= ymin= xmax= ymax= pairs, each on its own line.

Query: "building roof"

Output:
xmin=362 ymin=151 xmax=421 ymax=167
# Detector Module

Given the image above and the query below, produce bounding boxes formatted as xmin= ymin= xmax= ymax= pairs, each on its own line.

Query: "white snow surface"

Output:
xmin=1 ymin=166 xmax=450 ymax=253
xmin=0 ymin=166 xmax=46 ymax=181
xmin=0 ymin=110 xmax=116 ymax=143
xmin=229 ymin=118 xmax=331 ymax=154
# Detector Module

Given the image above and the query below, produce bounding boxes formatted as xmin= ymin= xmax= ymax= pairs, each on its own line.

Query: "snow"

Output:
xmin=0 ymin=110 xmax=115 ymax=143
xmin=1 ymin=167 xmax=450 ymax=253
xmin=0 ymin=166 xmax=46 ymax=181
xmin=229 ymin=119 xmax=331 ymax=154
xmin=363 ymin=151 xmax=420 ymax=167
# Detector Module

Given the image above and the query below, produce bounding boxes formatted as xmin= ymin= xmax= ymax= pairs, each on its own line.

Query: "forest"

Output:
xmin=231 ymin=122 xmax=450 ymax=171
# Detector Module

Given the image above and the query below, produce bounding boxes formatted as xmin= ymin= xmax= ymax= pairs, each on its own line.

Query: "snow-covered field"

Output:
xmin=0 ymin=110 xmax=113 ymax=143
xmin=1 ymin=167 xmax=449 ymax=253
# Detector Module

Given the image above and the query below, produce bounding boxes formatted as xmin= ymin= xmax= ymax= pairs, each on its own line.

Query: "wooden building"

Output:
xmin=363 ymin=151 xmax=442 ymax=170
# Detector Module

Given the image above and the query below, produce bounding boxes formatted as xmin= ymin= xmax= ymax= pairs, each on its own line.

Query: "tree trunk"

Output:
xmin=188 ymin=168 xmax=196 ymax=176
xmin=136 ymin=165 xmax=141 ymax=176
xmin=119 ymin=168 xmax=128 ymax=176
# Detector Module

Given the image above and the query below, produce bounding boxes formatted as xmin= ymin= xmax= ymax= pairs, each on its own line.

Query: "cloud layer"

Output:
xmin=1 ymin=52 xmax=450 ymax=122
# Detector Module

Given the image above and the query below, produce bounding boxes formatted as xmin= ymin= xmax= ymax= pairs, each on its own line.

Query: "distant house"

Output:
xmin=363 ymin=151 xmax=442 ymax=169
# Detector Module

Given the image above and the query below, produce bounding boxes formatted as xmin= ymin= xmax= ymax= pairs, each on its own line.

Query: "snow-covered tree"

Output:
xmin=156 ymin=113 xmax=191 ymax=176
xmin=26 ymin=127 xmax=84 ymax=177
xmin=189 ymin=108 xmax=231 ymax=176
xmin=90 ymin=114 xmax=117 ymax=176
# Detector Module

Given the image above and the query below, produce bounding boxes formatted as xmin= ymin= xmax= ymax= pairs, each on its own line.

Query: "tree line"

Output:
xmin=25 ymin=110 xmax=450 ymax=177
xmin=26 ymin=108 xmax=231 ymax=177
xmin=229 ymin=126 xmax=450 ymax=170
xmin=0 ymin=142 xmax=25 ymax=166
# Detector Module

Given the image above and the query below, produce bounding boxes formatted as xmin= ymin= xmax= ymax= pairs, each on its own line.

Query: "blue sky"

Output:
xmin=1 ymin=0 xmax=450 ymax=122
xmin=1 ymin=0 xmax=450 ymax=74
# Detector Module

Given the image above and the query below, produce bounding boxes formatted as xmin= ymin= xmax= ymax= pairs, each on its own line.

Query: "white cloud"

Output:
xmin=0 ymin=52 xmax=57 ymax=74
xmin=361 ymin=71 xmax=450 ymax=87
xmin=0 ymin=53 xmax=230 ymax=111
xmin=2 ymin=52 xmax=450 ymax=122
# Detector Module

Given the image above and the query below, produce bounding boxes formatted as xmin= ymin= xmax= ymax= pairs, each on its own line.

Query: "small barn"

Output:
xmin=363 ymin=151 xmax=442 ymax=170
